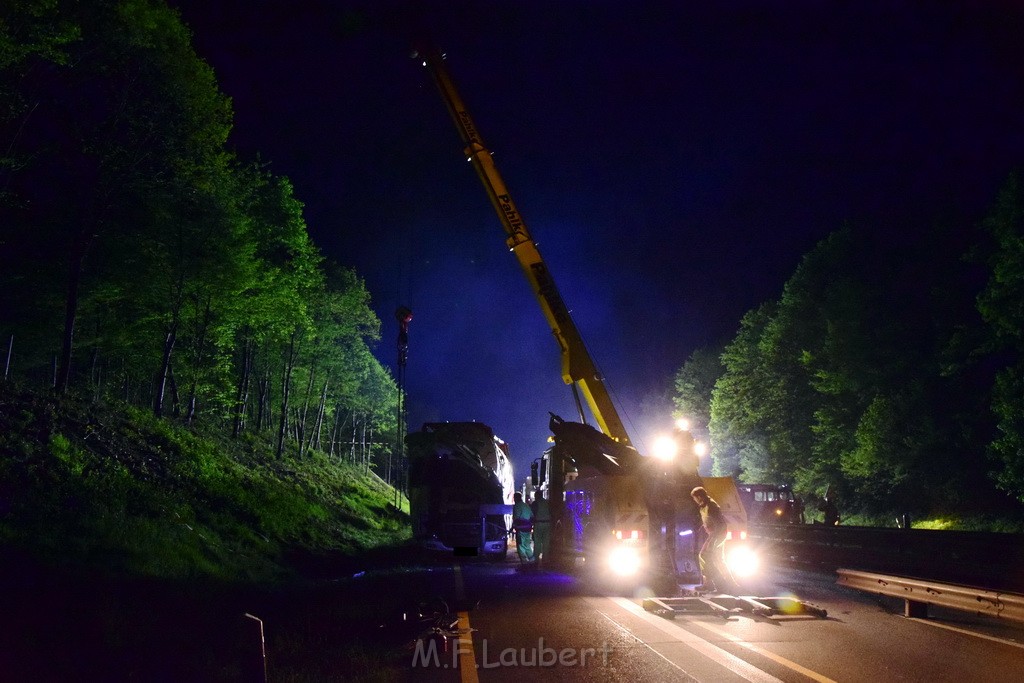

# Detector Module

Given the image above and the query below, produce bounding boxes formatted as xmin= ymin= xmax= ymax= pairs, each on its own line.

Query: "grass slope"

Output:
xmin=0 ymin=382 xmax=423 ymax=680
xmin=0 ymin=381 xmax=410 ymax=583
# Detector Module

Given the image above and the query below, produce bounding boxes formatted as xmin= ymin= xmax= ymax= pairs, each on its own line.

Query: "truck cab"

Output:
xmin=738 ymin=483 xmax=804 ymax=525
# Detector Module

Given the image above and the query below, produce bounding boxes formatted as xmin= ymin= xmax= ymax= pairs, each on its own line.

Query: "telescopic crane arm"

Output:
xmin=415 ymin=47 xmax=631 ymax=446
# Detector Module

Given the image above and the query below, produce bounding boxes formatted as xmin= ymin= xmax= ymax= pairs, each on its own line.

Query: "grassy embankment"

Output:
xmin=0 ymin=382 xmax=409 ymax=581
xmin=0 ymin=381 xmax=416 ymax=681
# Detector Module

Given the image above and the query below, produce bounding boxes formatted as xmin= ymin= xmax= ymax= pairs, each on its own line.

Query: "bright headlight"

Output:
xmin=608 ymin=547 xmax=641 ymax=576
xmin=726 ymin=545 xmax=759 ymax=578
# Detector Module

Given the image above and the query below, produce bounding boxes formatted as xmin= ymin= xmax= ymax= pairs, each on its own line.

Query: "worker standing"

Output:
xmin=690 ymin=486 xmax=738 ymax=594
xmin=512 ymin=492 xmax=535 ymax=563
xmin=531 ymin=493 xmax=551 ymax=568
xmin=821 ymin=485 xmax=841 ymax=526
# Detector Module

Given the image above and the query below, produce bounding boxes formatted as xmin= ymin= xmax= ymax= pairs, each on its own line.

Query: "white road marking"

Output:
xmin=690 ymin=617 xmax=837 ymax=683
xmin=596 ymin=609 xmax=700 ymax=681
xmin=607 ymin=596 xmax=785 ymax=683
xmin=907 ymin=617 xmax=1024 ymax=650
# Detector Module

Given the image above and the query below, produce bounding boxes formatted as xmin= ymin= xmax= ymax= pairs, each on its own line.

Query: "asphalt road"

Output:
xmin=9 ymin=546 xmax=1020 ymax=680
xmin=387 ymin=555 xmax=1024 ymax=682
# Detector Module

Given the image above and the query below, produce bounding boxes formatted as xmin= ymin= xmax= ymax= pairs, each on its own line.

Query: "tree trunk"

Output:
xmin=233 ymin=335 xmax=253 ymax=438
xmin=90 ymin=344 xmax=104 ymax=401
xmin=364 ymin=419 xmax=372 ymax=473
xmin=89 ymin=346 xmax=99 ymax=389
xmin=368 ymin=424 xmax=375 ymax=477
xmin=315 ymin=379 xmax=328 ymax=452
xmin=121 ymin=360 xmax=130 ymax=403
xmin=307 ymin=377 xmax=329 ymax=455
xmin=55 ymin=229 xmax=93 ymax=394
xmin=4 ymin=334 xmax=12 ymax=380
xmin=167 ymin=363 xmax=181 ymax=418
xmin=329 ymin=406 xmax=348 ymax=458
xmin=153 ymin=326 xmax=177 ymax=417
xmin=256 ymin=362 xmax=269 ymax=431
xmin=264 ymin=369 xmax=273 ymax=431
xmin=185 ymin=300 xmax=213 ymax=425
xmin=349 ymin=415 xmax=358 ymax=463
xmin=297 ymin=364 xmax=315 ymax=456
xmin=275 ymin=333 xmax=297 ymax=458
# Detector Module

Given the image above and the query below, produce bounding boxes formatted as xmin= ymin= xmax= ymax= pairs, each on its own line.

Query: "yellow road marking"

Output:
xmin=453 ymin=564 xmax=479 ymax=682
xmin=457 ymin=610 xmax=480 ymax=683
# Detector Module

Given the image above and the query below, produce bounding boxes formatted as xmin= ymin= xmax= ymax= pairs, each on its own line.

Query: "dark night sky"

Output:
xmin=171 ymin=0 xmax=1024 ymax=476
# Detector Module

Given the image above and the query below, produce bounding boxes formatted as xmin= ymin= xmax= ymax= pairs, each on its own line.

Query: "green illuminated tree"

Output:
xmin=709 ymin=303 xmax=780 ymax=481
xmin=704 ymin=225 xmax=994 ymax=515
xmin=0 ymin=0 xmax=233 ymax=393
xmin=0 ymin=0 xmax=400 ymax=468
xmin=977 ymin=174 xmax=1024 ymax=501
xmin=673 ymin=346 xmax=723 ymax=431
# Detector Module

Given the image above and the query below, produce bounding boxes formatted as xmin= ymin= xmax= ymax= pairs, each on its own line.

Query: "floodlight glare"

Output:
xmin=652 ymin=435 xmax=678 ymax=461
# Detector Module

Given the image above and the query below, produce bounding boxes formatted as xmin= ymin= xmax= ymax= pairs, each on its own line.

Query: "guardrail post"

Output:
xmin=904 ymin=599 xmax=927 ymax=619
xmin=243 ymin=613 xmax=268 ymax=683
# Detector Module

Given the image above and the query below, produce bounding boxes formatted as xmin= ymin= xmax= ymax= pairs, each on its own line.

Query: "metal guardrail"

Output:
xmin=748 ymin=524 xmax=1024 ymax=591
xmin=836 ymin=568 xmax=1024 ymax=624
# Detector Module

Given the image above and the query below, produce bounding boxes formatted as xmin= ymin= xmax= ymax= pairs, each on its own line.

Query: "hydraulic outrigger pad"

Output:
xmin=643 ymin=595 xmax=828 ymax=620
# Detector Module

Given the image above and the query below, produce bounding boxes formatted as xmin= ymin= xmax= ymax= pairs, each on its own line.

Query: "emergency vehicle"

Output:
xmin=415 ymin=47 xmax=755 ymax=583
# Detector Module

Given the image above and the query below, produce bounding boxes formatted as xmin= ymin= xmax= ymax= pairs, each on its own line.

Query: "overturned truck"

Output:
xmin=407 ymin=422 xmax=515 ymax=558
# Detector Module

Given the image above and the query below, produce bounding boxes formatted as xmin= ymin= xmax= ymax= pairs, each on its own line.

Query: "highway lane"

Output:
xmin=395 ymin=559 xmax=1024 ymax=682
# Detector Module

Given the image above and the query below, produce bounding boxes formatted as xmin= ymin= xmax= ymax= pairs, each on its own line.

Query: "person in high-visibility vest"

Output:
xmin=512 ymin=492 xmax=534 ymax=563
xmin=690 ymin=486 xmax=738 ymax=593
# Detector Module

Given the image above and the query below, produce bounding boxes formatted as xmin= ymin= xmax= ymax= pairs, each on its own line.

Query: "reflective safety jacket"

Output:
xmin=699 ymin=497 xmax=727 ymax=539
xmin=512 ymin=501 xmax=534 ymax=532
xmin=532 ymin=497 xmax=550 ymax=524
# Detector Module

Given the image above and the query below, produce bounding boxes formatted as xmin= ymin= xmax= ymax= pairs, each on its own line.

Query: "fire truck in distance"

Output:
xmin=415 ymin=47 xmax=754 ymax=584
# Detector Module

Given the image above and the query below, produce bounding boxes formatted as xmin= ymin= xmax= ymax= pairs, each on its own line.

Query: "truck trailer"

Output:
xmin=407 ymin=422 xmax=515 ymax=558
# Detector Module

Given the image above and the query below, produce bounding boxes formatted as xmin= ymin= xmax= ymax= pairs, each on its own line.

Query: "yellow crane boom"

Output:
xmin=415 ymin=47 xmax=631 ymax=446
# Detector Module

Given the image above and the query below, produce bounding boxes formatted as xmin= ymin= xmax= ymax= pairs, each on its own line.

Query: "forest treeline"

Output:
xmin=5 ymin=2 xmax=1024 ymax=524
xmin=674 ymin=179 xmax=1024 ymax=520
xmin=0 ymin=1 xmax=399 ymax=471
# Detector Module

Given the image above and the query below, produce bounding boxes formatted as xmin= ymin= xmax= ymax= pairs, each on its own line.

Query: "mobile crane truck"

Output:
xmin=414 ymin=47 xmax=753 ymax=586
